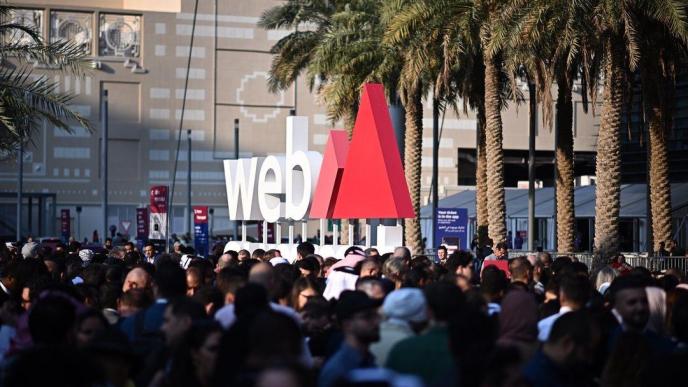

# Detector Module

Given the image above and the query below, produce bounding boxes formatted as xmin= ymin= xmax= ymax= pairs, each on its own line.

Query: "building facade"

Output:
xmin=0 ymin=0 xmax=601 ymax=243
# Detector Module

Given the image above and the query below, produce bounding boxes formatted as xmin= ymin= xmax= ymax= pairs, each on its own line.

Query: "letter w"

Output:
xmin=223 ymin=158 xmax=263 ymax=220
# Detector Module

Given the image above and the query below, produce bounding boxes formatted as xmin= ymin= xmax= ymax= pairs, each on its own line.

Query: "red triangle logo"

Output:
xmin=310 ymin=130 xmax=349 ymax=218
xmin=330 ymin=84 xmax=414 ymax=219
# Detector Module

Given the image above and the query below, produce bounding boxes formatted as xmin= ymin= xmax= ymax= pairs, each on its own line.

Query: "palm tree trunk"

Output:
xmin=403 ymin=84 xmax=424 ymax=254
xmin=340 ymin=112 xmax=357 ymax=245
xmin=555 ymin=72 xmax=575 ymax=253
xmin=483 ymin=55 xmax=507 ymax=245
xmin=593 ymin=40 xmax=624 ymax=261
xmin=476 ymin=101 xmax=489 ymax=247
xmin=642 ymin=57 xmax=673 ymax=253
xmin=648 ymin=111 xmax=672 ymax=252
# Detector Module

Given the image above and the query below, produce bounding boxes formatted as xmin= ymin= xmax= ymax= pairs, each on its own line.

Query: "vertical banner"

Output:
xmin=193 ymin=206 xmax=209 ymax=257
xmin=435 ymin=208 xmax=469 ymax=251
xmin=136 ymin=207 xmax=148 ymax=240
xmin=258 ymin=221 xmax=275 ymax=243
xmin=60 ymin=209 xmax=70 ymax=241
xmin=149 ymin=186 xmax=168 ymax=241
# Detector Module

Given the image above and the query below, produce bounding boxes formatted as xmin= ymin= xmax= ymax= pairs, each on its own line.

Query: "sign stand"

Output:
xmin=276 ymin=221 xmax=282 ymax=244
xmin=333 ymin=221 xmax=339 ymax=247
xmin=301 ymin=221 xmax=308 ymax=243
xmin=348 ymin=222 xmax=354 ymax=246
xmin=262 ymin=221 xmax=268 ymax=244
xmin=241 ymin=221 xmax=247 ymax=243
xmin=364 ymin=219 xmax=371 ymax=248
xmin=288 ymin=220 xmax=294 ymax=244
xmin=319 ymin=219 xmax=326 ymax=245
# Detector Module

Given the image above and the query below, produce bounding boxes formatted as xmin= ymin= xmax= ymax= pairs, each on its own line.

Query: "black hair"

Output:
xmin=154 ymin=261 xmax=186 ymax=299
xmin=168 ymin=297 xmax=208 ymax=322
xmin=548 ymin=310 xmax=598 ymax=345
xmin=424 ymin=281 xmax=465 ymax=322
xmin=296 ymin=241 xmax=316 ymax=259
xmin=192 ymin=286 xmax=224 ymax=316
xmin=216 ymin=267 xmax=247 ymax=297
xmin=559 ymin=274 xmax=592 ymax=306
xmin=446 ymin=250 xmax=473 ymax=274
xmin=608 ymin=274 xmax=650 ymax=305
xmin=28 ymin=294 xmax=76 ymax=345
xmin=234 ymin=283 xmax=270 ymax=319
xmin=481 ymin=265 xmax=508 ymax=299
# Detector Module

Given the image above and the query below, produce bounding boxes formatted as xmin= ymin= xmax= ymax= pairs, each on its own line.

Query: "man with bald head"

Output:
xmin=393 ymin=246 xmax=412 ymax=262
xmin=122 ymin=267 xmax=151 ymax=292
xmin=215 ymin=251 xmax=236 ymax=273
xmin=248 ymin=262 xmax=274 ymax=289
xmin=215 ymin=262 xmax=300 ymax=329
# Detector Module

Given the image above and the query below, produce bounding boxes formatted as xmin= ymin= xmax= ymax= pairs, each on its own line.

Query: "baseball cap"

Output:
xmin=383 ymin=288 xmax=427 ymax=323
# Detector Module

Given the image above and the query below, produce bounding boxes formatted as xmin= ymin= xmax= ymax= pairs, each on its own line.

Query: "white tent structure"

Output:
xmin=421 ymin=183 xmax=688 ymax=252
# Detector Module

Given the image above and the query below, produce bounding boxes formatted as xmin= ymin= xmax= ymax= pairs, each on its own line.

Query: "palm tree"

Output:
xmin=495 ymin=0 xmax=595 ymax=253
xmin=259 ymin=0 xmax=355 ymax=243
xmin=638 ymin=15 xmax=688 ymax=253
xmin=591 ymin=0 xmax=687 ymax=259
xmin=317 ymin=0 xmax=437 ymax=252
xmin=261 ymin=0 xmax=416 ymax=247
xmin=387 ymin=0 xmax=503 ymax=250
xmin=0 ymin=6 xmax=92 ymax=155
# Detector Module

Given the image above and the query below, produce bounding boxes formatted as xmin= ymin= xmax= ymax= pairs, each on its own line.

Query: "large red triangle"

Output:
xmin=331 ymin=83 xmax=414 ymax=219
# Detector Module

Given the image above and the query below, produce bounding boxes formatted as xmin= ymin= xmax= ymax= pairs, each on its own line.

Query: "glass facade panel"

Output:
xmin=50 ymin=10 xmax=93 ymax=55
xmin=99 ymin=13 xmax=141 ymax=57
xmin=6 ymin=9 xmax=43 ymax=45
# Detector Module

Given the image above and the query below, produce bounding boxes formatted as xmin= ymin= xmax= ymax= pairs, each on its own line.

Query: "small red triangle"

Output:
xmin=331 ymin=84 xmax=414 ymax=219
xmin=310 ymin=130 xmax=349 ymax=218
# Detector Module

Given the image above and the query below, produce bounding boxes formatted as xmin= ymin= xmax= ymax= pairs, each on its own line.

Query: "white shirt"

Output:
xmin=215 ymin=302 xmax=301 ymax=329
xmin=537 ymin=306 xmax=573 ymax=342
xmin=323 ymin=270 xmax=359 ymax=300
xmin=0 ymin=281 xmax=9 ymax=295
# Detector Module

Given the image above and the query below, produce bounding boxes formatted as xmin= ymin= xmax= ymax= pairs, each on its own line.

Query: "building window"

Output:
xmin=5 ymin=8 xmax=43 ymax=44
xmin=50 ymin=11 xmax=93 ymax=55
xmin=98 ymin=13 xmax=141 ymax=58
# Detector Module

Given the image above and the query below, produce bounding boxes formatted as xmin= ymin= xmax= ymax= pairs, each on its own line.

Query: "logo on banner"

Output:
xmin=193 ymin=206 xmax=210 ymax=257
xmin=223 ymin=83 xmax=414 ymax=222
xmin=149 ymin=186 xmax=168 ymax=240
xmin=435 ymin=208 xmax=468 ymax=250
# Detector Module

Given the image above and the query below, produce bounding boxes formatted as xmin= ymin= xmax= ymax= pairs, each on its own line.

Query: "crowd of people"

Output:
xmin=0 ymin=237 xmax=687 ymax=387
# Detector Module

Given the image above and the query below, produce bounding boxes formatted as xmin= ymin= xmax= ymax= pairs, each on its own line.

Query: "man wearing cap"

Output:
xmin=370 ymin=288 xmax=427 ymax=366
xmin=79 ymin=249 xmax=94 ymax=266
xmin=20 ymin=241 xmax=39 ymax=259
xmin=386 ymin=282 xmax=463 ymax=386
xmin=318 ymin=290 xmax=381 ymax=387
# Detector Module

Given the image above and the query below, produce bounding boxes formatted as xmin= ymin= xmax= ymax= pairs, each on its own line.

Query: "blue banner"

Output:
xmin=435 ymin=208 xmax=468 ymax=250
xmin=193 ymin=206 xmax=209 ymax=257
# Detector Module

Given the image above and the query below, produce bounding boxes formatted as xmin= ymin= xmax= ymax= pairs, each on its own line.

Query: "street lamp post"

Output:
xmin=432 ymin=93 xmax=440 ymax=248
xmin=76 ymin=206 xmax=82 ymax=241
xmin=528 ymin=81 xmax=536 ymax=251
xmin=187 ymin=129 xmax=192 ymax=239
xmin=16 ymin=139 xmax=23 ymax=242
xmin=233 ymin=118 xmax=239 ymax=241
xmin=101 ymin=89 xmax=109 ymax=241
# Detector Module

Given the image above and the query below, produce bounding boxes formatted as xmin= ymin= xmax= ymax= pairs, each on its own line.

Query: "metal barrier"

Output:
xmin=507 ymin=251 xmax=688 ymax=274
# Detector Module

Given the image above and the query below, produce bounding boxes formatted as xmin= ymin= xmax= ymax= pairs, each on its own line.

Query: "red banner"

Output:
xmin=149 ymin=186 xmax=168 ymax=240
xmin=60 ymin=209 xmax=70 ymax=241
xmin=193 ymin=206 xmax=208 ymax=223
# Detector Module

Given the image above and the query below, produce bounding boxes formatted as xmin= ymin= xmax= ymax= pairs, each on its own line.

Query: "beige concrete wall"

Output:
xmin=18 ymin=0 xmax=180 ymax=12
